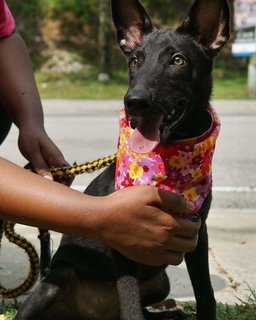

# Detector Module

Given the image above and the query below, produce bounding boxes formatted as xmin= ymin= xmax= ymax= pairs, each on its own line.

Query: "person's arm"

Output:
xmin=0 ymin=156 xmax=199 ymax=266
xmin=0 ymin=32 xmax=67 ymax=179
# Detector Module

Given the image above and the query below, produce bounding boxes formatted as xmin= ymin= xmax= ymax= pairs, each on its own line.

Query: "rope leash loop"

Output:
xmin=0 ymin=221 xmax=40 ymax=298
xmin=0 ymin=153 xmax=117 ymax=298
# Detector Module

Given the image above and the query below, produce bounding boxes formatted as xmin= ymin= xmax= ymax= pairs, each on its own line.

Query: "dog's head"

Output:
xmin=112 ymin=0 xmax=230 ymax=144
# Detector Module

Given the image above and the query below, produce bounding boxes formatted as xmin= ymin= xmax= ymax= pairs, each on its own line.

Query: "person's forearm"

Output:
xmin=0 ymin=157 xmax=200 ymax=266
xmin=0 ymin=157 xmax=104 ymax=237
xmin=0 ymin=32 xmax=44 ymax=128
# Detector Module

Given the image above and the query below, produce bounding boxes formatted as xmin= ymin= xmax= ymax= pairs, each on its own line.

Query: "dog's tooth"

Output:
xmin=120 ymin=39 xmax=126 ymax=47
xmin=171 ymin=109 xmax=176 ymax=116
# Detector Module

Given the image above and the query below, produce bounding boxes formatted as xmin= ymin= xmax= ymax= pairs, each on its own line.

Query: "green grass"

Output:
xmin=1 ymin=290 xmax=256 ymax=320
xmin=36 ymin=75 xmax=128 ymax=99
xmin=183 ymin=300 xmax=256 ymax=320
xmin=0 ymin=300 xmax=19 ymax=320
xmin=36 ymin=67 xmax=253 ymax=100
xmin=213 ymin=75 xmax=249 ymax=99
xmin=182 ymin=287 xmax=256 ymax=320
xmin=35 ymin=68 xmax=128 ymax=99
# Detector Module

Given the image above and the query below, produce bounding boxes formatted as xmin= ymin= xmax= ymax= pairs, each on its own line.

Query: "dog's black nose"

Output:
xmin=124 ymin=89 xmax=150 ymax=114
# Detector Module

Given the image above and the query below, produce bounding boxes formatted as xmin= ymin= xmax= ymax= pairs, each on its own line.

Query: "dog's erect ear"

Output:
xmin=111 ymin=0 xmax=153 ymax=54
xmin=177 ymin=0 xmax=230 ymax=56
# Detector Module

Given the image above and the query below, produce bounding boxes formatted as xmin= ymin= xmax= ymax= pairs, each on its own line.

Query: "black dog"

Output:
xmin=16 ymin=0 xmax=230 ymax=319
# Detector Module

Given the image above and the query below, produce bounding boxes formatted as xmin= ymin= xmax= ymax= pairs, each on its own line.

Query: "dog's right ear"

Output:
xmin=111 ymin=0 xmax=153 ymax=54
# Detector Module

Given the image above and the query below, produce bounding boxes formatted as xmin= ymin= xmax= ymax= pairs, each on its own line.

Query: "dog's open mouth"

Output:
xmin=128 ymin=103 xmax=186 ymax=153
xmin=160 ymin=102 xmax=187 ymax=142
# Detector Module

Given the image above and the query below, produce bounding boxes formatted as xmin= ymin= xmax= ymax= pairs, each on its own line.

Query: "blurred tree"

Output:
xmin=8 ymin=0 xmax=46 ymax=68
xmin=228 ymin=0 xmax=235 ymax=32
xmin=43 ymin=0 xmax=99 ymax=65
xmin=7 ymin=0 xmax=237 ymax=72
xmin=98 ymin=0 xmax=111 ymax=82
xmin=143 ymin=0 xmax=193 ymax=26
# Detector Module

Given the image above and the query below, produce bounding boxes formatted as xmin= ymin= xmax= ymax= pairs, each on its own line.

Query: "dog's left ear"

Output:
xmin=111 ymin=0 xmax=154 ymax=54
xmin=177 ymin=0 xmax=230 ymax=56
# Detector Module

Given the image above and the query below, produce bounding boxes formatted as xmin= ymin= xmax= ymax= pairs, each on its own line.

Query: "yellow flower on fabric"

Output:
xmin=169 ymin=155 xmax=186 ymax=169
xmin=183 ymin=187 xmax=197 ymax=201
xmin=130 ymin=152 xmax=145 ymax=161
xmin=129 ymin=162 xmax=144 ymax=179
xmin=209 ymin=135 xmax=216 ymax=147
xmin=193 ymin=142 xmax=207 ymax=156
xmin=154 ymin=173 xmax=167 ymax=182
xmin=119 ymin=131 xmax=126 ymax=145
xmin=191 ymin=168 xmax=202 ymax=179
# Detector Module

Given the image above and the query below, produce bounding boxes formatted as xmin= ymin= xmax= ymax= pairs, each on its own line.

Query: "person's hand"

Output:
xmin=99 ymin=186 xmax=201 ymax=266
xmin=18 ymin=125 xmax=72 ymax=184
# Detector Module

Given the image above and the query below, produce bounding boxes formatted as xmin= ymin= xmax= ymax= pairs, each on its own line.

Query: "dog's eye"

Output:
xmin=129 ymin=57 xmax=139 ymax=68
xmin=171 ymin=54 xmax=186 ymax=66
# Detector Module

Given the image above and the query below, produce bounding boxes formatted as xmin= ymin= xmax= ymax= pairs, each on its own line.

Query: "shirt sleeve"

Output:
xmin=0 ymin=0 xmax=15 ymax=38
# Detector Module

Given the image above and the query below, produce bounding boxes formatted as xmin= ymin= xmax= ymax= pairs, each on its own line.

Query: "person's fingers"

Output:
xmin=140 ymin=251 xmax=185 ymax=267
xmin=156 ymin=188 xmax=196 ymax=215
xmin=44 ymin=146 xmax=67 ymax=168
xmin=164 ymin=251 xmax=185 ymax=266
xmin=172 ymin=214 xmax=201 ymax=237
xmin=40 ymin=144 xmax=74 ymax=186
xmin=37 ymin=135 xmax=66 ymax=166
xmin=121 ymin=249 xmax=184 ymax=267
xmin=173 ymin=233 xmax=199 ymax=252
xmin=28 ymin=152 xmax=53 ymax=180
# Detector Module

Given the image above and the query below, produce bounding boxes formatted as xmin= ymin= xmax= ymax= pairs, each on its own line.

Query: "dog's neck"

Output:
xmin=173 ymin=105 xmax=212 ymax=141
xmin=115 ymin=105 xmax=220 ymax=216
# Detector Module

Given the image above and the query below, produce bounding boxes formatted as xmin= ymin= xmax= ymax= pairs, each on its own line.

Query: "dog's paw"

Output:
xmin=144 ymin=308 xmax=189 ymax=320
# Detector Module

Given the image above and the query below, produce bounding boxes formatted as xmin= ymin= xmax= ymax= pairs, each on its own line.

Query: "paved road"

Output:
xmin=1 ymin=99 xmax=256 ymax=306
xmin=2 ymin=99 xmax=256 ymax=208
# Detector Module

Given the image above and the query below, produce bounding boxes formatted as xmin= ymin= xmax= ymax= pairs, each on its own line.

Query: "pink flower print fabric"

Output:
xmin=115 ymin=106 xmax=221 ymax=216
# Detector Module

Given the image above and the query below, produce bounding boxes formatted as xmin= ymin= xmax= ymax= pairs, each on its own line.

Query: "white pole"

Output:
xmin=248 ymin=56 xmax=256 ymax=96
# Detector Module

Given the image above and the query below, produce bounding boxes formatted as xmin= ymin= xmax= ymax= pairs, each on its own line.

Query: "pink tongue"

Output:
xmin=128 ymin=115 xmax=164 ymax=153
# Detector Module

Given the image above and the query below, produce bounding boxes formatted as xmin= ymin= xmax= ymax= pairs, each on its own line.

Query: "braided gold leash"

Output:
xmin=0 ymin=153 xmax=117 ymax=298
xmin=26 ymin=153 xmax=117 ymax=178
xmin=0 ymin=221 xmax=40 ymax=298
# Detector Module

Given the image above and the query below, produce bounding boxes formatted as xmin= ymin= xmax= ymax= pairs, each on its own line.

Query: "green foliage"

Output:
xmin=0 ymin=300 xmax=19 ymax=320
xmin=8 ymin=0 xmax=47 ymax=68
xmin=6 ymin=0 xmax=241 ymax=82
xmin=43 ymin=0 xmax=193 ymax=26
xmin=142 ymin=0 xmax=193 ymax=26
xmin=8 ymin=0 xmax=45 ymax=19
xmin=212 ymin=55 xmax=249 ymax=99
xmin=183 ymin=288 xmax=256 ymax=320
xmin=44 ymin=0 xmax=98 ymax=22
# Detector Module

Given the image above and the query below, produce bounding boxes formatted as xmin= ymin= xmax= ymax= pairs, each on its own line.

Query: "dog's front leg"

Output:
xmin=117 ymin=273 xmax=145 ymax=320
xmin=185 ymin=220 xmax=216 ymax=320
xmin=114 ymin=251 xmax=145 ymax=320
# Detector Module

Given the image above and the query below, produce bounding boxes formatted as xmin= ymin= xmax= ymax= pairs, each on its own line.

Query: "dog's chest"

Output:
xmin=115 ymin=107 xmax=220 ymax=215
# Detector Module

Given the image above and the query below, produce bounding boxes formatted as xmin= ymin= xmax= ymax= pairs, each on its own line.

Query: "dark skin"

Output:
xmin=0 ymin=32 xmax=200 ymax=266
xmin=0 ymin=32 xmax=67 ymax=179
xmin=0 ymin=157 xmax=199 ymax=266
